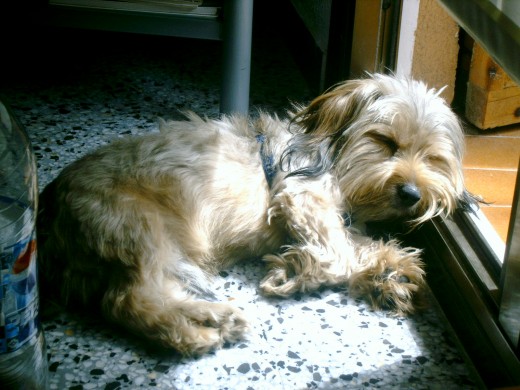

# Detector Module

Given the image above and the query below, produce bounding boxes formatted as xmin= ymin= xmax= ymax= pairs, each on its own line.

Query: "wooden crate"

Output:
xmin=465 ymin=43 xmax=520 ymax=129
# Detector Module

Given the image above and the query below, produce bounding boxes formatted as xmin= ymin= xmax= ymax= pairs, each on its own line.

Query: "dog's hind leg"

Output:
xmin=98 ymin=229 xmax=248 ymax=356
xmin=101 ymin=274 xmax=248 ymax=356
xmin=40 ymin=181 xmax=248 ymax=356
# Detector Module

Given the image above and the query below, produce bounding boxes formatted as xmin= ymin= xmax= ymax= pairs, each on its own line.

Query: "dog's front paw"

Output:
xmin=259 ymin=248 xmax=335 ymax=297
xmin=348 ymin=241 xmax=425 ymax=315
xmin=259 ymin=254 xmax=297 ymax=297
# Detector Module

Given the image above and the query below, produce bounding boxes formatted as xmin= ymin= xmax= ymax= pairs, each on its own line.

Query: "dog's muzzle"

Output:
xmin=397 ymin=184 xmax=421 ymax=207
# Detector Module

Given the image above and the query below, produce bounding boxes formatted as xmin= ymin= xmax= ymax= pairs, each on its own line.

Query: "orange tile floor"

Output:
xmin=463 ymin=124 xmax=520 ymax=243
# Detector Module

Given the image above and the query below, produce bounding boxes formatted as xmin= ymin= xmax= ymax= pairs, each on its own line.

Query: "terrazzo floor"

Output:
xmin=1 ymin=26 xmax=481 ymax=389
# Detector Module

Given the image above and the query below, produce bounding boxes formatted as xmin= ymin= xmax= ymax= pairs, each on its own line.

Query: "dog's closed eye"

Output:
xmin=371 ymin=133 xmax=399 ymax=156
xmin=425 ymin=154 xmax=444 ymax=164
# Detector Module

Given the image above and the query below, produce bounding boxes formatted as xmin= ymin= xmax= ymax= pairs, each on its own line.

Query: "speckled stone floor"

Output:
xmin=1 ymin=26 xmax=481 ymax=389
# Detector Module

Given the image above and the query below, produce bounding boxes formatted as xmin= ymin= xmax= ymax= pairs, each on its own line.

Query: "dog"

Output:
xmin=37 ymin=73 xmax=475 ymax=356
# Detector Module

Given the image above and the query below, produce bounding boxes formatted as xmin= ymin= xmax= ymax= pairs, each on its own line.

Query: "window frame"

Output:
xmin=407 ymin=212 xmax=520 ymax=387
xmin=413 ymin=1 xmax=520 ymax=387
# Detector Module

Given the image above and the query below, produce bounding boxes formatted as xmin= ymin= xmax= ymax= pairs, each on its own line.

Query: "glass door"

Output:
xmin=438 ymin=0 xmax=520 ymax=351
xmin=350 ymin=0 xmax=520 ymax=385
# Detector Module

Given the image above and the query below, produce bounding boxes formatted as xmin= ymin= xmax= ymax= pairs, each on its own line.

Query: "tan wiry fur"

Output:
xmin=37 ymin=74 xmax=474 ymax=356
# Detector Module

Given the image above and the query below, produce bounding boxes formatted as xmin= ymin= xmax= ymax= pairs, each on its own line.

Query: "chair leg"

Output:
xmin=220 ymin=0 xmax=254 ymax=115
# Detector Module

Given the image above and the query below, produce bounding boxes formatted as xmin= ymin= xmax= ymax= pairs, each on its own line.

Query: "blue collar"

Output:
xmin=342 ymin=212 xmax=352 ymax=227
xmin=256 ymin=134 xmax=276 ymax=188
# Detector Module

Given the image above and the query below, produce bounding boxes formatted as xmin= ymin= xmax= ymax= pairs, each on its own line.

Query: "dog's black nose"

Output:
xmin=397 ymin=184 xmax=421 ymax=207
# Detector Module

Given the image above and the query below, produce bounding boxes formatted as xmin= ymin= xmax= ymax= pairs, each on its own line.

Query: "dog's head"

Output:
xmin=286 ymin=73 xmax=476 ymax=226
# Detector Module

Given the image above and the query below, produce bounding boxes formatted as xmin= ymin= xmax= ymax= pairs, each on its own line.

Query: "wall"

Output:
xmin=396 ymin=0 xmax=459 ymax=103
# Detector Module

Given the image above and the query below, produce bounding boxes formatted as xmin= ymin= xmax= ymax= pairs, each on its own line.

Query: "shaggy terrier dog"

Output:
xmin=37 ymin=73 xmax=475 ymax=356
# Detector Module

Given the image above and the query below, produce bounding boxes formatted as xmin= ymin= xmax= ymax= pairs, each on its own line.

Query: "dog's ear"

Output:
xmin=292 ymin=77 xmax=383 ymax=140
xmin=282 ymin=75 xmax=385 ymax=178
